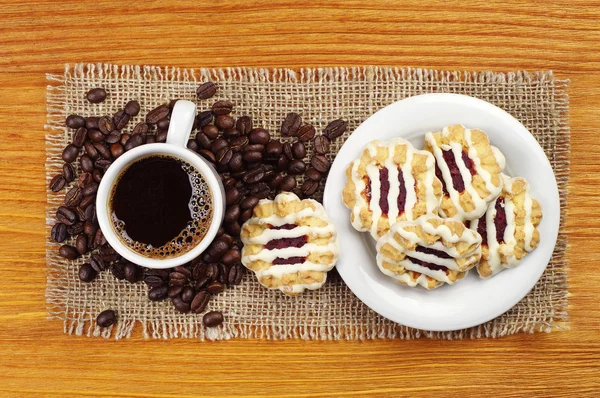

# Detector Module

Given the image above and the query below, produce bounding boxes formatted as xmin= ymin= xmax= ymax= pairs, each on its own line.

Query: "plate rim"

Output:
xmin=323 ymin=93 xmax=560 ymax=332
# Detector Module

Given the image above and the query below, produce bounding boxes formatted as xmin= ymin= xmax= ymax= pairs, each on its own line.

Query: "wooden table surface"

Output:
xmin=1 ymin=1 xmax=599 ymax=396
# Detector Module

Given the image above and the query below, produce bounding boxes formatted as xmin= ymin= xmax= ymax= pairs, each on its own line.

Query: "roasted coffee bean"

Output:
xmin=82 ymin=182 xmax=99 ymax=197
xmin=191 ymin=291 xmax=211 ymax=314
xmin=110 ymin=262 xmax=126 ymax=280
xmin=145 ymin=135 xmax=156 ymax=144
xmin=216 ymin=146 xmax=233 ymax=165
xmin=94 ymin=229 xmax=107 ymax=247
xmin=225 ymin=221 xmax=241 ymax=236
xmin=156 ymin=117 xmax=170 ymax=131
xmin=196 ymin=82 xmax=218 ymax=99
xmin=192 ymin=263 xmax=207 ymax=281
xmin=280 ymin=175 xmax=297 ymax=191
xmin=311 ymin=154 xmax=331 ymax=173
xmin=56 ymin=206 xmax=77 ymax=226
xmin=206 ymin=281 xmax=225 ymax=295
xmin=89 ymin=253 xmax=105 ymax=272
xmin=281 ymin=112 xmax=302 ymax=137
xmin=113 ymin=110 xmax=130 ymax=130
xmin=125 ymin=133 xmax=145 ymax=151
xmin=168 ymin=285 xmax=183 ymax=298
xmin=181 ymin=286 xmax=195 ymax=303
xmin=174 ymin=266 xmax=192 ymax=279
xmin=73 ymin=127 xmax=87 ymax=147
xmin=123 ymin=262 xmax=142 ymax=283
xmin=221 ymin=248 xmax=241 ymax=266
xmin=218 ymin=263 xmax=229 ymax=285
xmin=229 ymin=136 xmax=249 ymax=152
xmin=169 ymin=271 xmax=188 ymax=286
xmin=187 ymin=139 xmax=199 ymax=152
xmin=85 ymin=116 xmax=99 ymax=130
xmin=301 ymin=179 xmax=319 ymax=196
xmin=51 ymin=223 xmax=68 ymax=243
xmin=222 ymin=177 xmax=237 ymax=188
xmin=215 ymin=114 xmax=234 ymax=130
xmin=110 ymin=143 xmax=124 ymax=159
xmin=287 ymin=159 xmax=306 ymax=175
xmin=82 ymin=204 xmax=95 ymax=223
xmin=75 ymin=235 xmax=87 ymax=257
xmin=240 ymin=195 xmax=259 ymax=210
xmin=98 ymin=116 xmax=115 ymax=135
xmin=297 ymin=124 xmax=316 ymax=142
xmin=198 ymin=149 xmax=216 ymax=164
xmin=79 ymin=263 xmax=97 ymax=282
xmin=196 ymin=110 xmax=213 ymax=129
xmin=84 ymin=141 xmax=99 ymax=159
xmin=211 ymin=137 xmax=228 ymax=154
xmin=119 ymin=133 xmax=131 ymax=146
xmin=225 ymin=187 xmax=240 ymax=206
xmin=268 ymin=173 xmax=284 ymax=189
xmin=248 ymin=128 xmax=270 ymax=145
xmin=202 ymin=124 xmax=219 ymax=140
xmin=224 ymin=205 xmax=241 ymax=224
xmin=265 ymin=140 xmax=283 ymax=159
xmin=218 ymin=233 xmax=234 ymax=247
xmin=230 ymin=170 xmax=246 ymax=180
xmin=79 ymin=154 xmax=93 ymax=173
xmin=144 ymin=274 xmax=165 ymax=288
xmin=83 ymin=220 xmax=98 ymax=238
xmin=155 ymin=130 xmax=167 ymax=143
xmin=87 ymin=128 xmax=104 ymax=143
xmin=283 ymin=142 xmax=293 ymax=160
xmin=240 ymin=208 xmax=253 ymax=223
xmin=324 ymin=118 xmax=347 ymax=140
xmin=243 ymin=167 xmax=265 ymax=184
xmin=77 ymin=172 xmax=91 ymax=188
xmin=235 ymin=116 xmax=252 ymax=135
xmin=67 ymin=221 xmax=84 ymax=235
xmin=195 ymin=132 xmax=212 ymax=149
xmin=223 ymin=128 xmax=240 ymax=140
xmin=243 ymin=150 xmax=262 ymax=163
xmin=211 ymin=100 xmax=233 ymax=115
xmin=203 ymin=311 xmax=224 ymax=327
xmin=193 ymin=276 xmax=210 ymax=292
xmin=244 ymin=143 xmax=265 ymax=153
xmin=62 ymin=144 xmax=79 ymax=163
xmin=64 ymin=186 xmax=83 ymax=207
xmin=228 ymin=263 xmax=244 ymax=285
xmin=93 ymin=142 xmax=111 ymax=159
xmin=75 ymin=206 xmax=86 ymax=223
xmin=66 ymin=114 xmax=86 ymax=129
xmin=87 ymin=88 xmax=107 ymax=103
xmin=49 ymin=174 xmax=67 ymax=192
xmin=92 ymin=169 xmax=103 ymax=183
xmin=208 ymin=240 xmax=229 ymax=261
xmin=80 ymin=194 xmax=95 ymax=210
xmin=132 ymin=122 xmax=149 ymax=136
xmin=97 ymin=309 xmax=116 ymax=327
xmin=146 ymin=104 xmax=170 ymax=124
xmin=172 ymin=296 xmax=191 ymax=313
xmin=124 ymin=100 xmax=141 ymax=116
xmin=313 ymin=135 xmax=330 ymax=155
xmin=205 ymin=263 xmax=220 ymax=282
xmin=59 ymin=244 xmax=79 ymax=260
xmin=148 ymin=285 xmax=169 ymax=301
xmin=292 ymin=141 xmax=306 ymax=159
xmin=94 ymin=158 xmax=112 ymax=172
xmin=306 ymin=168 xmax=322 ymax=181
xmin=105 ymin=131 xmax=120 ymax=144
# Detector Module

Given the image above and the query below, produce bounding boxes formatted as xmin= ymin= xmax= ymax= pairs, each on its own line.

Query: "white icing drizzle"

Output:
xmin=426 ymin=125 xmax=504 ymax=222
xmin=241 ymin=192 xmax=339 ymax=294
xmin=346 ymin=138 xmax=438 ymax=239
xmin=375 ymin=253 xmax=440 ymax=289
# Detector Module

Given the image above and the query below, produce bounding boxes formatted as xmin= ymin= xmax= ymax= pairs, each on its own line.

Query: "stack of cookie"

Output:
xmin=342 ymin=124 xmax=543 ymax=290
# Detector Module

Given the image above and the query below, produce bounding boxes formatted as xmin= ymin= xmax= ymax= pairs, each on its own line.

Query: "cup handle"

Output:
xmin=166 ymin=100 xmax=197 ymax=147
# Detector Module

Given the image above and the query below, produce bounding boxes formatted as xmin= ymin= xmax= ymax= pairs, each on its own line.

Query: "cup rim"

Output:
xmin=96 ymin=143 xmax=225 ymax=269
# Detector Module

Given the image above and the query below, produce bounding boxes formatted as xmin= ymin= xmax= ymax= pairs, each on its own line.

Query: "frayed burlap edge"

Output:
xmin=45 ymin=63 xmax=569 ymax=340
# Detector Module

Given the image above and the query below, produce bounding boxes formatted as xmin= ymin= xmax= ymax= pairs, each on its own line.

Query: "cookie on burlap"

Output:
xmin=424 ymin=124 xmax=506 ymax=222
xmin=240 ymin=192 xmax=339 ymax=296
xmin=376 ymin=215 xmax=482 ymax=288
xmin=342 ymin=138 xmax=442 ymax=240
xmin=470 ymin=174 xmax=542 ymax=278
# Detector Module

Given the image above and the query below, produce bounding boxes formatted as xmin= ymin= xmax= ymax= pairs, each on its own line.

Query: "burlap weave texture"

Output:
xmin=45 ymin=64 xmax=569 ymax=340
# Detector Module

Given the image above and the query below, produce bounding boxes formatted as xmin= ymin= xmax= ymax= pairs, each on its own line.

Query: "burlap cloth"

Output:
xmin=45 ymin=64 xmax=570 ymax=340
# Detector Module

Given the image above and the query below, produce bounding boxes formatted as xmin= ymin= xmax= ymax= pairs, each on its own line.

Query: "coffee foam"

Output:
xmin=110 ymin=154 xmax=213 ymax=259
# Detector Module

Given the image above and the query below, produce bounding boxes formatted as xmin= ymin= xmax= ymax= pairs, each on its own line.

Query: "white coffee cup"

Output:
xmin=96 ymin=100 xmax=225 ymax=269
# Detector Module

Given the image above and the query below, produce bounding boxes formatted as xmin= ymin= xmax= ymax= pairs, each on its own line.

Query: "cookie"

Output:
xmin=342 ymin=138 xmax=442 ymax=240
xmin=240 ymin=192 xmax=339 ymax=296
xmin=469 ymin=174 xmax=542 ymax=278
xmin=376 ymin=215 xmax=482 ymax=288
xmin=424 ymin=124 xmax=506 ymax=221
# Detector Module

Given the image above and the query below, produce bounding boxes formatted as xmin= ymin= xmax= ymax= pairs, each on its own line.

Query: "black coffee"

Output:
xmin=110 ymin=155 xmax=213 ymax=258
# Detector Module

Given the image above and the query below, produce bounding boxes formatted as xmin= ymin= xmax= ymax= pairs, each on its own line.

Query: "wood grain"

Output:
xmin=0 ymin=0 xmax=599 ymax=396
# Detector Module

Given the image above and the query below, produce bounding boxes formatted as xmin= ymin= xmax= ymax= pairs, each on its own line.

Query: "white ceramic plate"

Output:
xmin=323 ymin=94 xmax=560 ymax=332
